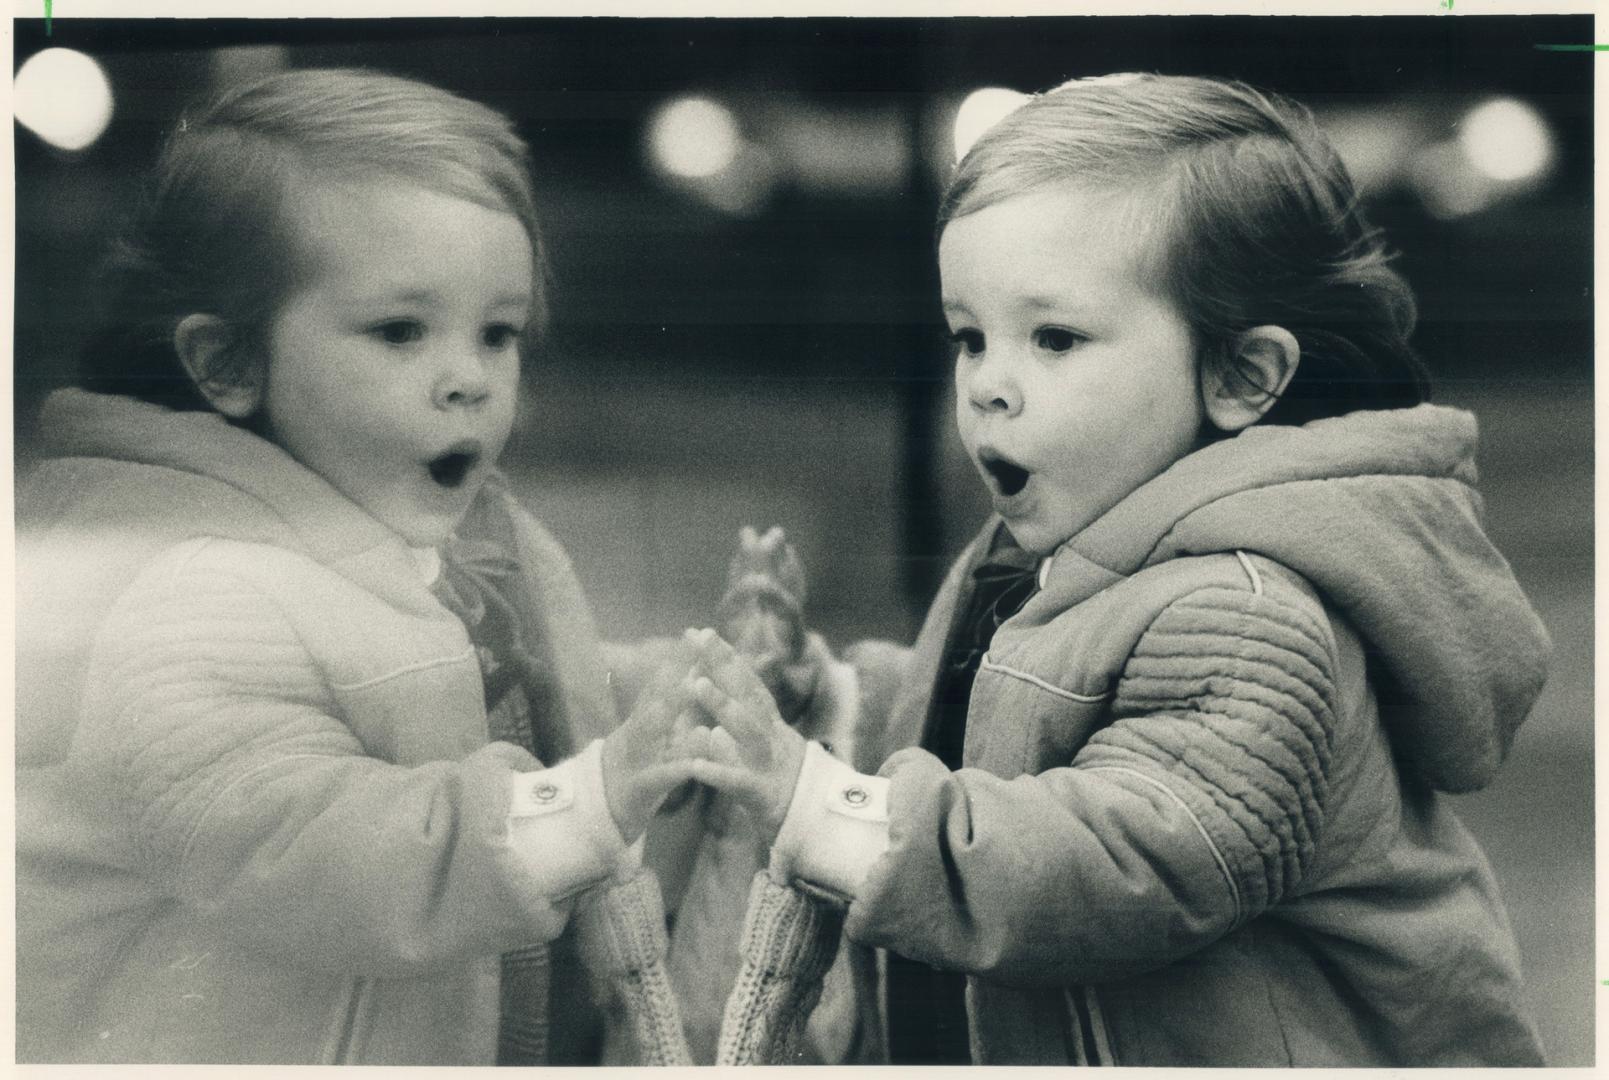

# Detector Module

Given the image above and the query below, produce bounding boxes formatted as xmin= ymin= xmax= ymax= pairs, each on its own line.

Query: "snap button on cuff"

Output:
xmin=842 ymin=785 xmax=869 ymax=807
xmin=510 ymin=771 xmax=577 ymax=817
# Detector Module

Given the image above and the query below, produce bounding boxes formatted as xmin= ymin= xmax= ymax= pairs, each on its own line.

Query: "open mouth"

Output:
xmin=981 ymin=452 xmax=1030 ymax=497
xmin=426 ymin=441 xmax=483 ymax=489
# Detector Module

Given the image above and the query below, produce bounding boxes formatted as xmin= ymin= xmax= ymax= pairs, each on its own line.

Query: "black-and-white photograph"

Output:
xmin=11 ymin=7 xmax=1594 ymax=1068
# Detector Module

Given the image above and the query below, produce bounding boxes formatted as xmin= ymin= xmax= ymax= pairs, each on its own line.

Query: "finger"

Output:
xmin=687 ymin=758 xmax=768 ymax=805
xmin=689 ymin=631 xmax=781 ymax=718
xmin=690 ymin=631 xmax=773 ymax=703
xmin=682 ymin=698 xmax=722 ymax=733
xmin=642 ymin=655 xmax=703 ymax=713
xmin=706 ymin=723 xmax=743 ymax=766
xmin=686 ymin=726 xmax=716 ymax=761
xmin=668 ymin=716 xmax=715 ymax=760
xmin=635 ymin=758 xmax=705 ymax=798
xmin=688 ymin=675 xmax=772 ymax=749
xmin=691 ymin=677 xmax=757 ymax=743
xmin=663 ymin=708 xmax=696 ymax=754
xmin=740 ymin=524 xmax=759 ymax=546
xmin=625 ymin=762 xmax=709 ymax=825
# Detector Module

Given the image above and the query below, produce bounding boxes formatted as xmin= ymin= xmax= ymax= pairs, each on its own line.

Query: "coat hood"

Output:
xmin=1061 ymin=404 xmax=1550 ymax=793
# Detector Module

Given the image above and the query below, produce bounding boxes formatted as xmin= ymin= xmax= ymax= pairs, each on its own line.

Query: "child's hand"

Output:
xmin=716 ymin=526 xmax=820 ymax=725
xmin=601 ymin=656 xmax=714 ymax=845
xmin=683 ymin=628 xmax=809 ymax=847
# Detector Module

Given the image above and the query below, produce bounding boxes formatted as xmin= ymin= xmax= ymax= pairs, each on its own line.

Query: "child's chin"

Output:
xmin=999 ymin=521 xmax=1066 ymax=558
xmin=383 ymin=507 xmax=468 ymax=550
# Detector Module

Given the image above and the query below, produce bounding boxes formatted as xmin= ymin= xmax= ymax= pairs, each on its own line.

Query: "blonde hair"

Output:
xmin=940 ymin=73 xmax=1429 ymax=427
xmin=83 ymin=67 xmax=548 ymax=409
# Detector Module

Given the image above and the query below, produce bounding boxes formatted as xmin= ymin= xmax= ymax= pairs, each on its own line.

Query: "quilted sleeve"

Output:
xmin=843 ymin=584 xmax=1339 ymax=987
xmin=84 ymin=549 xmax=628 ymax=978
xmin=1080 ymin=584 xmax=1337 ymax=919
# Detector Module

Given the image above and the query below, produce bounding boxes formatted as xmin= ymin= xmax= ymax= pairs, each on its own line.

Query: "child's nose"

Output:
xmin=966 ymin=353 xmax=1024 ymax=417
xmin=433 ymin=350 xmax=493 ymax=409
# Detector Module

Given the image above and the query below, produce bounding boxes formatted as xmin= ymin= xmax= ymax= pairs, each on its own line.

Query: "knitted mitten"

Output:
xmin=715 ymin=871 xmax=847 ymax=1066
xmin=573 ymin=870 xmax=693 ymax=1066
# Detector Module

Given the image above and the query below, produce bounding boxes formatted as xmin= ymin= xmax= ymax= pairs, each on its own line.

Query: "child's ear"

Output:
xmin=174 ymin=314 xmax=262 ymax=419
xmin=1201 ymin=325 xmax=1300 ymax=434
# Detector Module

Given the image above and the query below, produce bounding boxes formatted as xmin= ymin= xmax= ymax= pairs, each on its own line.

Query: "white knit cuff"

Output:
xmin=767 ymin=741 xmax=890 ymax=901
xmin=506 ymin=739 xmax=639 ymax=899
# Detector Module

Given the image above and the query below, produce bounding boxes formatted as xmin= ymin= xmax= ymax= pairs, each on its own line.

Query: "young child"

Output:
xmin=685 ymin=73 xmax=1552 ymax=1067
xmin=15 ymin=68 xmax=706 ymax=1065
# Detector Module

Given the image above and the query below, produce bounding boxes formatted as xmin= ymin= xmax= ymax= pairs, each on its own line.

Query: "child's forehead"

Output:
xmin=941 ymin=182 xmax=1174 ymax=304
xmin=280 ymin=173 xmax=535 ymax=291
xmin=285 ymin=172 xmax=486 ymax=235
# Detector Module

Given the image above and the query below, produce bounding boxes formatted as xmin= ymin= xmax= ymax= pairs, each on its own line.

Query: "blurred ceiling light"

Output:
xmin=953 ymin=87 xmax=1029 ymax=162
xmin=648 ymin=96 xmax=742 ymax=179
xmin=13 ymin=48 xmax=115 ymax=152
xmin=1458 ymin=97 xmax=1554 ymax=184
xmin=1408 ymin=141 xmax=1500 ymax=220
xmin=696 ymin=145 xmax=779 ymax=217
xmin=769 ymin=103 xmax=911 ymax=195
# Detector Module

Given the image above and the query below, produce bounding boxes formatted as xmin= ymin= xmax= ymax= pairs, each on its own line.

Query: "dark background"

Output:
xmin=13 ymin=15 xmax=1593 ymax=1065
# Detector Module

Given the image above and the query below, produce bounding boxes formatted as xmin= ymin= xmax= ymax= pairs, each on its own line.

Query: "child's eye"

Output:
xmin=482 ymin=323 xmax=524 ymax=351
xmin=948 ymin=329 xmax=985 ymax=357
xmin=374 ymin=320 xmax=425 ymax=346
xmin=1034 ymin=327 xmax=1085 ymax=353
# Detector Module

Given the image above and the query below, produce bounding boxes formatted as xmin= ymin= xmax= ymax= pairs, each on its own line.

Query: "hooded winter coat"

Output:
xmin=16 ymin=390 xmax=627 ymax=1064
xmin=772 ymin=404 xmax=1550 ymax=1066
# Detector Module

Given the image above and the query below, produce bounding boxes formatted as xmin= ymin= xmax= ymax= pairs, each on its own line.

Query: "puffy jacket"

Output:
xmin=16 ymin=390 xmax=624 ymax=1064
xmin=783 ymin=404 xmax=1550 ymax=1066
